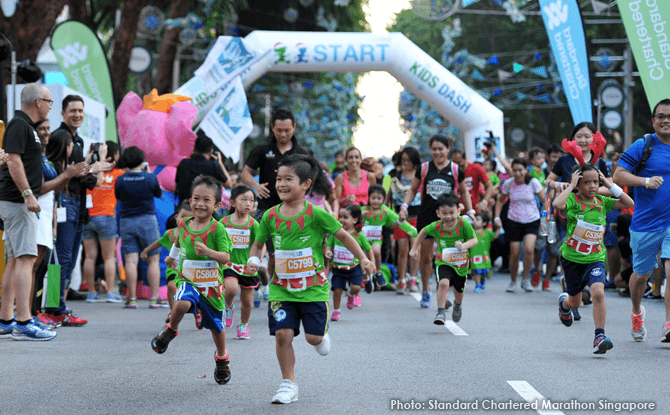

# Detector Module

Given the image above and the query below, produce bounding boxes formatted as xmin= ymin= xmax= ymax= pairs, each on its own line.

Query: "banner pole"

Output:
xmin=623 ymin=44 xmax=634 ymax=149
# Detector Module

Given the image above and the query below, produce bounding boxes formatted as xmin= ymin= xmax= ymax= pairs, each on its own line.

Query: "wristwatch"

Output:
xmin=22 ymin=189 xmax=33 ymax=197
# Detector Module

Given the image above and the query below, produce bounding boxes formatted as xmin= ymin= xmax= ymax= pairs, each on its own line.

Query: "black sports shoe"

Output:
xmin=558 ymin=293 xmax=572 ymax=327
xmin=572 ymin=307 xmax=581 ymax=321
xmin=214 ymin=352 xmax=231 ymax=384
xmin=375 ymin=271 xmax=386 ymax=288
xmin=364 ymin=277 xmax=373 ymax=294
xmin=151 ymin=325 xmax=178 ymax=354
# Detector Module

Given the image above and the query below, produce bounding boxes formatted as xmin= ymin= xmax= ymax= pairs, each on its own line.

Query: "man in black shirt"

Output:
xmin=0 ymin=83 xmax=56 ymax=340
xmin=175 ymin=131 xmax=231 ymax=204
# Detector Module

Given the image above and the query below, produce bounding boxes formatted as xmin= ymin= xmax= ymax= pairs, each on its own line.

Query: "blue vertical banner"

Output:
xmin=539 ymin=0 xmax=593 ymax=123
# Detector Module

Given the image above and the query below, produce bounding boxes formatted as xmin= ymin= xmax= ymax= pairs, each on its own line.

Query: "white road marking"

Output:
xmin=444 ymin=320 xmax=468 ymax=336
xmin=507 ymin=381 xmax=564 ymax=415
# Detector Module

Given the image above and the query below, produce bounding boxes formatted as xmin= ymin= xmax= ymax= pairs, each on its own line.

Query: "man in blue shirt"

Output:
xmin=614 ymin=98 xmax=670 ymax=343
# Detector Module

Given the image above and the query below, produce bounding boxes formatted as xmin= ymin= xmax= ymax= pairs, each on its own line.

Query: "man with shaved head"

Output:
xmin=0 ymin=83 xmax=57 ymax=341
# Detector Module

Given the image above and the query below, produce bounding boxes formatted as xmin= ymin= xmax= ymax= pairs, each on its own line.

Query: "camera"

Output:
xmin=90 ymin=142 xmax=102 ymax=163
xmin=484 ymin=131 xmax=496 ymax=148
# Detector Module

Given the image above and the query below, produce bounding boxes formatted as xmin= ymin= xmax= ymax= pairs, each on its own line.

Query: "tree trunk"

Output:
xmin=110 ymin=0 xmax=147 ymax=105
xmin=155 ymin=0 xmax=188 ymax=94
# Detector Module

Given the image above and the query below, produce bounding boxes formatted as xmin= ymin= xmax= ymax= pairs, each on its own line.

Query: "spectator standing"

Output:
xmin=175 ymin=131 xmax=231 ymax=204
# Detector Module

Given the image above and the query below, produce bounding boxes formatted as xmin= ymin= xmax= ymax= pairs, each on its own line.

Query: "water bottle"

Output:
xmin=547 ymin=218 xmax=558 ymax=244
xmin=540 ymin=210 xmax=549 ymax=236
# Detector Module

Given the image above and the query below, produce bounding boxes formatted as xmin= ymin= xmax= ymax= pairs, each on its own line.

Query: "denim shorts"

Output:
xmin=120 ymin=214 xmax=161 ymax=255
xmin=83 ymin=215 xmax=118 ymax=241
xmin=630 ymin=227 xmax=670 ymax=276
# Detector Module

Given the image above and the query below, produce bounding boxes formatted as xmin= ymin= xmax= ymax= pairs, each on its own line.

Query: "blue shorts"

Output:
xmin=330 ymin=265 xmax=363 ymax=290
xmin=630 ymin=228 xmax=670 ymax=276
xmin=120 ymin=214 xmax=161 ymax=255
xmin=174 ymin=282 xmax=224 ymax=333
xmin=83 ymin=215 xmax=118 ymax=241
xmin=603 ymin=210 xmax=620 ymax=248
xmin=560 ymin=258 xmax=606 ymax=296
xmin=471 ymin=268 xmax=490 ymax=277
xmin=268 ymin=301 xmax=329 ymax=337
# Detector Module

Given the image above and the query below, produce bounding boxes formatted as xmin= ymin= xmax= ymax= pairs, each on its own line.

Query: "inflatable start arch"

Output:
xmin=241 ymin=31 xmax=505 ymax=160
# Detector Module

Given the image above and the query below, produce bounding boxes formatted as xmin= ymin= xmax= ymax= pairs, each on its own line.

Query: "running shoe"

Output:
xmin=631 ymin=306 xmax=647 ymax=342
xmin=364 ymin=277 xmax=373 ymax=294
xmin=542 ymin=279 xmax=551 ymax=291
xmin=346 ymin=296 xmax=355 ymax=310
xmin=354 ymin=295 xmax=361 ymax=307
xmin=12 ymin=320 xmax=57 ymax=341
xmin=531 ymin=270 xmax=541 ymax=287
xmin=236 ymin=323 xmax=250 ymax=340
xmin=375 ymin=271 xmax=386 ymax=288
xmin=42 ymin=313 xmax=67 ymax=326
xmin=593 ymin=334 xmax=613 ymax=354
xmin=151 ymin=324 xmax=178 ymax=354
xmin=253 ymin=289 xmax=262 ymax=308
xmin=395 ymin=279 xmax=406 ymax=295
xmin=125 ymin=298 xmax=138 ymax=309
xmin=272 ymin=379 xmax=298 ymax=404
xmin=558 ymin=293 xmax=572 ymax=327
xmin=86 ymin=293 xmax=102 ymax=303
xmin=63 ymin=312 xmax=87 ymax=327
xmin=662 ymin=322 xmax=670 ymax=343
xmin=106 ymin=292 xmax=123 ymax=303
xmin=582 ymin=287 xmax=592 ymax=305
xmin=37 ymin=313 xmax=60 ymax=329
xmin=452 ymin=303 xmax=462 ymax=323
xmin=572 ymin=307 xmax=581 ymax=321
xmin=195 ymin=310 xmax=203 ymax=329
xmin=474 ymin=284 xmax=483 ymax=293
xmin=0 ymin=320 xmax=15 ymax=338
xmin=224 ymin=304 xmax=234 ymax=328
xmin=149 ymin=298 xmax=169 ymax=309
xmin=643 ymin=290 xmax=663 ymax=300
xmin=214 ymin=352 xmax=231 ymax=385
xmin=331 ymin=311 xmax=341 ymax=321
xmin=433 ymin=311 xmax=446 ymax=325
xmin=32 ymin=316 xmax=55 ymax=331
xmin=314 ymin=332 xmax=330 ymax=356
xmin=408 ymin=278 xmax=419 ymax=293
xmin=480 ymin=278 xmax=486 ymax=290
xmin=420 ymin=291 xmax=431 ymax=308
xmin=506 ymin=282 xmax=516 ymax=293
xmin=520 ymin=279 xmax=533 ymax=292
xmin=444 ymin=296 xmax=452 ymax=311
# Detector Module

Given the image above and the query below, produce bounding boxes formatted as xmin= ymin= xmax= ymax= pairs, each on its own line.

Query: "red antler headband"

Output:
xmin=561 ymin=131 xmax=607 ymax=167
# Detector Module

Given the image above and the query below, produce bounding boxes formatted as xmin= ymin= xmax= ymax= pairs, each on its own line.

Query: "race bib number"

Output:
xmin=181 ymin=260 xmax=220 ymax=288
xmin=441 ymin=247 xmax=468 ymax=267
xmin=362 ymin=225 xmax=382 ymax=241
xmin=275 ymin=248 xmax=316 ymax=279
xmin=226 ymin=228 xmax=250 ymax=249
xmin=333 ymin=245 xmax=355 ymax=264
xmin=572 ymin=220 xmax=604 ymax=246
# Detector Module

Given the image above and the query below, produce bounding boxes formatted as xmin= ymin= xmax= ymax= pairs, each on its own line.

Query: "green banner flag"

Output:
xmin=51 ymin=20 xmax=118 ymax=142
xmin=619 ymin=0 xmax=670 ymax=110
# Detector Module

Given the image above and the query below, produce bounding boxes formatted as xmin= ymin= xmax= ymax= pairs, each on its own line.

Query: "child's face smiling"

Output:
xmin=369 ymin=193 xmax=384 ymax=210
xmin=437 ymin=205 xmax=459 ymax=227
xmin=190 ymin=184 xmax=219 ymax=220
xmin=338 ymin=208 xmax=356 ymax=231
xmin=276 ymin=166 xmax=311 ymax=203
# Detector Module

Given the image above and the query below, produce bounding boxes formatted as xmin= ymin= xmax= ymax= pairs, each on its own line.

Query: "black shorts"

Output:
xmin=268 ymin=301 xmax=329 ymax=337
xmin=505 ymin=219 xmax=540 ymax=242
xmin=331 ymin=266 xmax=363 ymax=290
xmin=435 ymin=264 xmax=466 ymax=293
xmin=223 ymin=268 xmax=260 ymax=289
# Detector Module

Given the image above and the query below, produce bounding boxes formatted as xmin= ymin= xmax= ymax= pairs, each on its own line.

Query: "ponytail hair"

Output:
xmin=511 ymin=157 xmax=532 ymax=185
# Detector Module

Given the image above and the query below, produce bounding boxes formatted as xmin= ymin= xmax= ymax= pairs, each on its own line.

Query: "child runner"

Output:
xmin=470 ymin=212 xmax=496 ymax=292
xmin=325 ymin=204 xmax=373 ymax=320
xmin=246 ymin=154 xmax=375 ymax=405
xmin=553 ymin=160 xmax=633 ymax=354
xmin=150 ymin=175 xmax=233 ymax=384
xmin=221 ymin=185 xmax=260 ymax=340
xmin=141 ymin=200 xmax=202 ymax=327
xmin=362 ymin=185 xmax=417 ymax=292
xmin=410 ymin=194 xmax=478 ymax=325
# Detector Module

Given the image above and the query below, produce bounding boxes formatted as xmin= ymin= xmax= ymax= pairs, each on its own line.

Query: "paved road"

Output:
xmin=1 ymin=272 xmax=667 ymax=415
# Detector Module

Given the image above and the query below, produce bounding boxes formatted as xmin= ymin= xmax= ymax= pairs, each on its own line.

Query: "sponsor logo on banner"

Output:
xmin=56 ymin=42 xmax=88 ymax=68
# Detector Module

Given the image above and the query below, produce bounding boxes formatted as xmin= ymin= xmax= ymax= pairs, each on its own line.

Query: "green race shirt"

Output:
xmin=487 ymin=172 xmax=501 ymax=186
xmin=157 ymin=228 xmax=179 ymax=279
xmin=469 ymin=229 xmax=495 ymax=270
xmin=423 ymin=217 xmax=476 ymax=277
xmin=175 ymin=217 xmax=232 ymax=311
xmin=220 ymin=215 xmax=259 ymax=277
xmin=257 ymin=201 xmax=342 ymax=302
xmin=361 ymin=205 xmax=417 ymax=244
xmin=560 ymin=193 xmax=615 ymax=264
xmin=529 ymin=166 xmax=546 ymax=187
xmin=326 ymin=230 xmax=372 ymax=268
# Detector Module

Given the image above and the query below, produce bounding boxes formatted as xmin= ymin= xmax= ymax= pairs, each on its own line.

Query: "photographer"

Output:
xmin=175 ymin=130 xmax=231 ymax=204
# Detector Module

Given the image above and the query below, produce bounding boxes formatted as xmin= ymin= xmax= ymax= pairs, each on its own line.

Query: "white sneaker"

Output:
xmin=314 ymin=332 xmax=330 ymax=356
xmin=631 ymin=306 xmax=647 ymax=342
xmin=520 ymin=279 xmax=533 ymax=292
xmin=272 ymin=379 xmax=298 ymax=404
xmin=506 ymin=282 xmax=516 ymax=293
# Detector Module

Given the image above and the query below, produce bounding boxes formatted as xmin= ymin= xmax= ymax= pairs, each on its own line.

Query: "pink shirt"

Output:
xmin=501 ymin=177 xmax=542 ymax=224
xmin=341 ymin=170 xmax=369 ymax=206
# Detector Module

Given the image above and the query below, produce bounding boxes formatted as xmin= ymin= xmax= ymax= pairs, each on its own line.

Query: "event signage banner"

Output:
xmin=618 ymin=0 xmax=670 ymax=110
xmin=199 ymin=76 xmax=252 ymax=163
xmin=51 ymin=20 xmax=117 ymax=143
xmin=539 ymin=0 xmax=593 ymax=123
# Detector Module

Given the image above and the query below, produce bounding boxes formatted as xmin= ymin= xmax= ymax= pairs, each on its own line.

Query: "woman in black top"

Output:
xmin=399 ymin=134 xmax=473 ymax=307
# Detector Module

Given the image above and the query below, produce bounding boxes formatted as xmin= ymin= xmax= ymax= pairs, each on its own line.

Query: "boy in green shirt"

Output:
xmin=470 ymin=212 xmax=497 ymax=293
xmin=410 ymin=194 xmax=478 ymax=325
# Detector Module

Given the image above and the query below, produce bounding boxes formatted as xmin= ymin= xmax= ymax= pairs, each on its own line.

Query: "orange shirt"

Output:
xmin=87 ymin=168 xmax=125 ymax=217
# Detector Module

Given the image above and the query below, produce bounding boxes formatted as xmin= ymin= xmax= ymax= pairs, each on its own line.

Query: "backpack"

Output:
xmin=419 ymin=161 xmax=460 ymax=197
xmin=633 ymin=134 xmax=655 ymax=175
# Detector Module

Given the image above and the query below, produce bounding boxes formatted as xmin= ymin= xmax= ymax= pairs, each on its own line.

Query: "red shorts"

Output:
xmin=394 ymin=217 xmax=417 ymax=240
